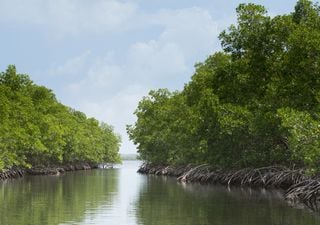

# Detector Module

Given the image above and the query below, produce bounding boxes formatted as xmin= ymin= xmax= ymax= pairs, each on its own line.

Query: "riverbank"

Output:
xmin=0 ymin=162 xmax=99 ymax=181
xmin=138 ymin=163 xmax=320 ymax=211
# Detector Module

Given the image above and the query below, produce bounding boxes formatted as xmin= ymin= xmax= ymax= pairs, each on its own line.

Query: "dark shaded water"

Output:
xmin=0 ymin=161 xmax=319 ymax=225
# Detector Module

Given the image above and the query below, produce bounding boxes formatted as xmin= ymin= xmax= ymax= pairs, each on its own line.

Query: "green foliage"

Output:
xmin=128 ymin=0 xmax=320 ymax=170
xmin=0 ymin=66 xmax=121 ymax=170
xmin=277 ymin=108 xmax=320 ymax=168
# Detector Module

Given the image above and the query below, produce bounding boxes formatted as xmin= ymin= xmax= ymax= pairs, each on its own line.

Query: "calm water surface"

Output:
xmin=0 ymin=161 xmax=320 ymax=225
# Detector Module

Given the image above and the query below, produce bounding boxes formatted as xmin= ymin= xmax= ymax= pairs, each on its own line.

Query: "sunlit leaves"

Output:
xmin=0 ymin=65 xmax=121 ymax=170
xmin=128 ymin=0 xmax=320 ymax=171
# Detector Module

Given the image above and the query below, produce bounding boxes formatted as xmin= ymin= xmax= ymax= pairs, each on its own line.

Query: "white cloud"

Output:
xmin=127 ymin=40 xmax=188 ymax=83
xmin=47 ymin=51 xmax=91 ymax=77
xmin=152 ymin=7 xmax=219 ymax=56
xmin=68 ymin=84 xmax=148 ymax=154
xmin=31 ymin=4 xmax=221 ymax=153
xmin=86 ymin=57 xmax=125 ymax=88
xmin=0 ymin=0 xmax=137 ymax=35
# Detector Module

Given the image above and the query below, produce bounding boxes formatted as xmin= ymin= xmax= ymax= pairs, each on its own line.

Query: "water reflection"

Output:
xmin=0 ymin=161 xmax=320 ymax=225
xmin=0 ymin=169 xmax=119 ymax=225
xmin=75 ymin=161 xmax=144 ymax=225
xmin=135 ymin=174 xmax=320 ymax=225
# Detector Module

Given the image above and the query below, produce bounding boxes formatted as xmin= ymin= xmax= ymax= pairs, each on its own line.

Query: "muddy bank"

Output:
xmin=138 ymin=163 xmax=320 ymax=211
xmin=0 ymin=162 xmax=99 ymax=181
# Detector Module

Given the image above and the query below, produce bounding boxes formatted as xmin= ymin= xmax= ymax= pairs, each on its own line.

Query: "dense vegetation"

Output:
xmin=0 ymin=65 xmax=120 ymax=171
xmin=128 ymin=0 xmax=320 ymax=171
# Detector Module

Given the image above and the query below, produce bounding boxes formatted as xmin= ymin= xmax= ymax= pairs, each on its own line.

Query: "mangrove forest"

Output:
xmin=0 ymin=65 xmax=121 ymax=172
xmin=128 ymin=0 xmax=320 ymax=172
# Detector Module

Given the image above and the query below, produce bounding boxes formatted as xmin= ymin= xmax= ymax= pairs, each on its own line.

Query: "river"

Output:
xmin=0 ymin=161 xmax=319 ymax=225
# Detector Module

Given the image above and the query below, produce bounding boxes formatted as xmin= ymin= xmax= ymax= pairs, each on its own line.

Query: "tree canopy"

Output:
xmin=0 ymin=65 xmax=121 ymax=170
xmin=128 ymin=0 xmax=320 ymax=171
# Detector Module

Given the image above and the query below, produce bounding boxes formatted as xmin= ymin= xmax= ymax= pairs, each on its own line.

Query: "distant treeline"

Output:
xmin=121 ymin=154 xmax=138 ymax=160
xmin=0 ymin=65 xmax=120 ymax=171
xmin=128 ymin=0 xmax=320 ymax=172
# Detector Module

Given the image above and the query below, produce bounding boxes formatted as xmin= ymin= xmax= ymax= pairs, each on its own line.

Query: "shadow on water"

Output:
xmin=0 ymin=169 xmax=119 ymax=225
xmin=135 ymin=175 xmax=320 ymax=225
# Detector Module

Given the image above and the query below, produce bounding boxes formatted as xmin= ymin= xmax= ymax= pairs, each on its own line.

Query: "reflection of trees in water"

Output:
xmin=135 ymin=175 xmax=319 ymax=225
xmin=0 ymin=169 xmax=119 ymax=225
xmin=178 ymin=182 xmax=285 ymax=201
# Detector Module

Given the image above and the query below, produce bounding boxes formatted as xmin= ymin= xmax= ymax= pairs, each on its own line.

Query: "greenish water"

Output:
xmin=0 ymin=161 xmax=319 ymax=225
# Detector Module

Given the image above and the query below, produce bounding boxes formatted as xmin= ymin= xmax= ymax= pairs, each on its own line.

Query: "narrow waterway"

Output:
xmin=0 ymin=161 xmax=319 ymax=225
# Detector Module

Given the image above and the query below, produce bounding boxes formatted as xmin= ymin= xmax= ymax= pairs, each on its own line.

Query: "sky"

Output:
xmin=0 ymin=0 xmax=301 ymax=154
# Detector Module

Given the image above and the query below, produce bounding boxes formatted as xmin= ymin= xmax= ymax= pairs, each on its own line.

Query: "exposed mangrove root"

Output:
xmin=138 ymin=163 xmax=320 ymax=211
xmin=26 ymin=162 xmax=97 ymax=176
xmin=0 ymin=162 xmax=99 ymax=181
xmin=0 ymin=167 xmax=25 ymax=180
xmin=286 ymin=179 xmax=320 ymax=211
